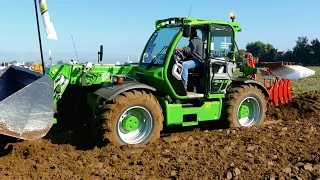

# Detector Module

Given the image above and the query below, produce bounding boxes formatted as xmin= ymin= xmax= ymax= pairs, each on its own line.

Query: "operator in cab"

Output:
xmin=176 ymin=27 xmax=204 ymax=90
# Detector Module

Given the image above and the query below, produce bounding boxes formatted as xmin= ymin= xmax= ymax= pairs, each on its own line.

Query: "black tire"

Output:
xmin=92 ymin=90 xmax=164 ymax=146
xmin=224 ymin=84 xmax=267 ymax=128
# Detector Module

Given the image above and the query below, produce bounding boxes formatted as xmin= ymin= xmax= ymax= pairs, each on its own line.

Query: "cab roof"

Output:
xmin=155 ymin=17 xmax=241 ymax=32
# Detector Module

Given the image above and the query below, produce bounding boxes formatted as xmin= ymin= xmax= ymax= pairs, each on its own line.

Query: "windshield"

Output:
xmin=210 ymin=24 xmax=234 ymax=58
xmin=140 ymin=27 xmax=181 ymax=65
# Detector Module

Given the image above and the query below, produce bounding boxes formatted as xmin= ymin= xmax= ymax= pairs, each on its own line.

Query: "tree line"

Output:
xmin=237 ymin=36 xmax=320 ymax=66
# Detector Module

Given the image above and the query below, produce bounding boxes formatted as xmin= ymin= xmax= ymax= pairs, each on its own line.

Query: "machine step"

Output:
xmin=182 ymin=121 xmax=198 ymax=126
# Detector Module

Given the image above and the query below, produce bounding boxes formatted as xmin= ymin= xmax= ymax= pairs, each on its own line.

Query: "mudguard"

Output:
xmin=232 ymin=78 xmax=269 ymax=98
xmin=94 ymin=81 xmax=156 ymax=101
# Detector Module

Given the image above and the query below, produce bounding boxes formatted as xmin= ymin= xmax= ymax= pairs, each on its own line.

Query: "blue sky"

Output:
xmin=0 ymin=0 xmax=319 ymax=64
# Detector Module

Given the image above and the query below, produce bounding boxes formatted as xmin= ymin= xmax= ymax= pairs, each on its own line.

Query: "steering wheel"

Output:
xmin=142 ymin=53 xmax=152 ymax=63
xmin=174 ymin=49 xmax=184 ymax=61
xmin=172 ymin=49 xmax=184 ymax=80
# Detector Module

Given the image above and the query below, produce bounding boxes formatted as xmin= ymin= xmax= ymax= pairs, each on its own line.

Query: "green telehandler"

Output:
xmin=52 ymin=14 xmax=267 ymax=146
xmin=0 ymin=14 xmax=315 ymax=146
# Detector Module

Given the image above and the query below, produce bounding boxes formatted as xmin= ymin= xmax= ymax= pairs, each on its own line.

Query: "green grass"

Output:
xmin=234 ymin=66 xmax=319 ymax=94
xmin=290 ymin=66 xmax=320 ymax=94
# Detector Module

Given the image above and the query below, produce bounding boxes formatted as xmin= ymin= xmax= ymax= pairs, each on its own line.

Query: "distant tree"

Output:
xmin=292 ymin=36 xmax=312 ymax=64
xmin=57 ymin=60 xmax=64 ymax=64
xmin=238 ymin=35 xmax=320 ymax=65
xmin=236 ymin=49 xmax=246 ymax=63
xmin=246 ymin=41 xmax=265 ymax=58
xmin=245 ymin=41 xmax=277 ymax=62
xmin=285 ymin=50 xmax=293 ymax=62
xmin=260 ymin=48 xmax=277 ymax=62
xmin=310 ymin=38 xmax=320 ymax=65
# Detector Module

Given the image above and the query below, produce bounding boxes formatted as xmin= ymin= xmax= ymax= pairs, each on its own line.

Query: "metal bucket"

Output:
xmin=0 ymin=66 xmax=54 ymax=141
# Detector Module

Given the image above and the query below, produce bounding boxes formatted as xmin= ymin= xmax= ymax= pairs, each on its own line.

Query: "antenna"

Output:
xmin=188 ymin=5 xmax=192 ymax=17
xmin=48 ymin=50 xmax=52 ymax=66
xmin=71 ymin=35 xmax=79 ymax=62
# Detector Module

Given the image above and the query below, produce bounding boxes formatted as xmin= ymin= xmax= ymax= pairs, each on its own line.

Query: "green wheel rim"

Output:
xmin=237 ymin=97 xmax=261 ymax=126
xmin=117 ymin=106 xmax=153 ymax=144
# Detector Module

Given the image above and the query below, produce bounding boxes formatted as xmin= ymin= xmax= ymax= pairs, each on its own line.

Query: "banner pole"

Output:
xmin=34 ymin=0 xmax=46 ymax=74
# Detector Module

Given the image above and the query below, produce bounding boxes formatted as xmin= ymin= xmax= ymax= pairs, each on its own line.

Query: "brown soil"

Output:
xmin=0 ymin=91 xmax=320 ymax=180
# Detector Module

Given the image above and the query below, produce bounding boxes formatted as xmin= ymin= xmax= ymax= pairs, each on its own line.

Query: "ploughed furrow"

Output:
xmin=0 ymin=91 xmax=319 ymax=180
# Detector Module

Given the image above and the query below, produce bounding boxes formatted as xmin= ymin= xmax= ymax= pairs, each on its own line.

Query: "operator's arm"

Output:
xmin=176 ymin=41 xmax=193 ymax=53
xmin=182 ymin=41 xmax=194 ymax=54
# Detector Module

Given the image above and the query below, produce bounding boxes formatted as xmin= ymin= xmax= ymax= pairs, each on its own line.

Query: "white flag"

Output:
xmin=38 ymin=0 xmax=58 ymax=40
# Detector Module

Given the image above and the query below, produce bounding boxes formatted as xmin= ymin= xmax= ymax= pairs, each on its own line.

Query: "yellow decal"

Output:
xmin=102 ymin=72 xmax=111 ymax=81
xmin=40 ymin=3 xmax=47 ymax=13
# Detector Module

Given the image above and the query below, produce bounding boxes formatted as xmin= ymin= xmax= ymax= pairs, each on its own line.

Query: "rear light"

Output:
xmin=112 ymin=76 xmax=125 ymax=84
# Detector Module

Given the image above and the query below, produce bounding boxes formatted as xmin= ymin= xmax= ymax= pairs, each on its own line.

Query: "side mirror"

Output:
xmin=97 ymin=45 xmax=103 ymax=64
xmin=182 ymin=25 xmax=191 ymax=37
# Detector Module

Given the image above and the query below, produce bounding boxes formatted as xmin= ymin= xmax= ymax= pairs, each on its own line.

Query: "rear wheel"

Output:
xmin=92 ymin=90 xmax=163 ymax=146
xmin=224 ymin=84 xmax=267 ymax=128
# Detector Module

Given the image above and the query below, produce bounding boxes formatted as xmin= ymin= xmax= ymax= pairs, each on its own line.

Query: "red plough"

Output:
xmin=244 ymin=52 xmax=315 ymax=106
xmin=260 ymin=62 xmax=295 ymax=106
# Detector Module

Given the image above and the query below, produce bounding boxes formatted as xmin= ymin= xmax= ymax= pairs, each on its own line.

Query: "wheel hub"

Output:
xmin=122 ymin=115 xmax=139 ymax=131
xmin=239 ymin=104 xmax=249 ymax=118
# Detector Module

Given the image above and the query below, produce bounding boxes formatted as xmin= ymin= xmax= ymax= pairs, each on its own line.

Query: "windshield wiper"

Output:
xmin=146 ymin=46 xmax=168 ymax=69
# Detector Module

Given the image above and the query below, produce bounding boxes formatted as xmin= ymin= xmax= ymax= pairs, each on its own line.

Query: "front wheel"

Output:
xmin=92 ymin=90 xmax=164 ymax=146
xmin=224 ymin=84 xmax=267 ymax=128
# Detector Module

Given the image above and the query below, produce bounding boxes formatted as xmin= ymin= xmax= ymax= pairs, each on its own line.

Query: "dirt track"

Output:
xmin=0 ymin=91 xmax=320 ymax=180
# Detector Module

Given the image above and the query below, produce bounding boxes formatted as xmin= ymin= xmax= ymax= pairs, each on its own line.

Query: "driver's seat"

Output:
xmin=188 ymin=42 xmax=207 ymax=78
xmin=186 ymin=43 xmax=207 ymax=92
xmin=188 ymin=65 xmax=204 ymax=77
xmin=187 ymin=64 xmax=204 ymax=93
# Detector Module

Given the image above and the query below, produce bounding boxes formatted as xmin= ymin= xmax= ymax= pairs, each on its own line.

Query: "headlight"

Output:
xmin=56 ymin=75 xmax=69 ymax=85
xmin=112 ymin=76 xmax=118 ymax=83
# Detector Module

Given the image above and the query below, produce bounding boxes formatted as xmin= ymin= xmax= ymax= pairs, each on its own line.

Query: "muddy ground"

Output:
xmin=0 ymin=91 xmax=320 ymax=180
